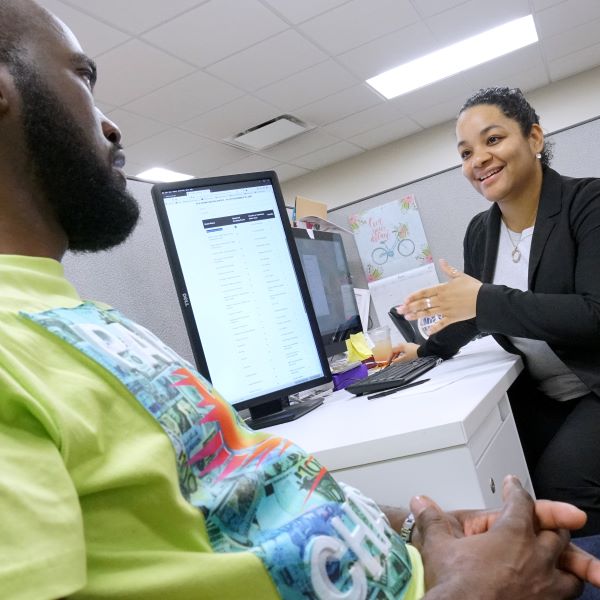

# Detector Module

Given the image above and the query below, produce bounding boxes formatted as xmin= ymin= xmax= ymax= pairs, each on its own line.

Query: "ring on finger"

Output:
xmin=425 ymin=297 xmax=432 ymax=310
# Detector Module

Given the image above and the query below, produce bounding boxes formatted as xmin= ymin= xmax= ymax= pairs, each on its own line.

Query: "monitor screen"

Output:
xmin=292 ymin=229 xmax=363 ymax=357
xmin=152 ymin=171 xmax=331 ymax=429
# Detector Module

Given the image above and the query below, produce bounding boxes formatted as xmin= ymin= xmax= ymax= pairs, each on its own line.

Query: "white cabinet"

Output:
xmin=266 ymin=337 xmax=530 ymax=511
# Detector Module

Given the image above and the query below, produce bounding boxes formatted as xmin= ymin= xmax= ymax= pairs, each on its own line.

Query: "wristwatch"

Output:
xmin=399 ymin=512 xmax=416 ymax=543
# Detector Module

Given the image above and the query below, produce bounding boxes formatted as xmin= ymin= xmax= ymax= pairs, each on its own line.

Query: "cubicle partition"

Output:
xmin=326 ymin=115 xmax=600 ymax=315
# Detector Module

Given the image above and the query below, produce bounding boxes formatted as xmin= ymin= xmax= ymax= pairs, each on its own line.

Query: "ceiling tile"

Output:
xmin=337 ymin=21 xmax=438 ymax=80
xmin=535 ymin=0 xmax=600 ymax=38
xmin=59 ymin=0 xmax=205 ymax=35
xmin=209 ymin=154 xmax=281 ymax=176
xmin=142 ymin=0 xmax=288 ymax=67
xmin=206 ymin=30 xmax=327 ymax=91
xmin=410 ymin=63 xmax=550 ymax=130
xmin=294 ymin=85 xmax=384 ymax=126
xmin=124 ymin=160 xmax=147 ymax=179
xmin=349 ymin=117 xmax=422 ymax=149
xmin=254 ymin=60 xmax=359 ymax=110
xmin=323 ymin=102 xmax=409 ymax=138
xmin=425 ymin=0 xmax=531 ymax=45
xmin=532 ymin=0 xmax=566 ymax=9
xmin=167 ymin=142 xmax=250 ymax=176
xmin=461 ymin=45 xmax=547 ymax=88
xmin=292 ymin=141 xmax=365 ymax=169
xmin=37 ymin=0 xmax=129 ymax=56
xmin=93 ymin=40 xmax=195 ymax=106
xmin=124 ymin=128 xmax=209 ymax=167
xmin=299 ymin=0 xmax=419 ymax=55
xmin=541 ymin=18 xmax=600 ymax=62
xmin=262 ymin=130 xmax=342 ymax=162
xmin=409 ymin=96 xmax=466 ymax=130
xmin=107 ymin=108 xmax=169 ymax=147
xmin=36 ymin=0 xmax=600 ymax=180
xmin=96 ymin=100 xmax=116 ymax=114
xmin=122 ymin=71 xmax=243 ymax=125
xmin=274 ymin=163 xmax=311 ymax=182
xmin=386 ymin=72 xmax=472 ymax=114
xmin=505 ymin=68 xmax=551 ymax=94
xmin=260 ymin=0 xmax=350 ymax=24
xmin=181 ymin=96 xmax=280 ymax=140
xmin=411 ymin=0 xmax=472 ymax=19
xmin=486 ymin=68 xmax=550 ymax=98
xmin=547 ymin=41 xmax=600 ymax=81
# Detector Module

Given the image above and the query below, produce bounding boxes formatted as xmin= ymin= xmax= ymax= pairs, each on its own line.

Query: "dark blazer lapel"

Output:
xmin=481 ymin=204 xmax=501 ymax=283
xmin=528 ymin=168 xmax=562 ymax=288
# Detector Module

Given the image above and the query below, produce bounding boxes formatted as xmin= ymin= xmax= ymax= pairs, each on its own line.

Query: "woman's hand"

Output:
xmin=390 ymin=342 xmax=420 ymax=362
xmin=397 ymin=259 xmax=482 ymax=335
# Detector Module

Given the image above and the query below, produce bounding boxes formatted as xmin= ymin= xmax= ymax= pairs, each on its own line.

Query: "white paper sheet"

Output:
xmin=353 ymin=287 xmax=371 ymax=333
xmin=368 ymin=263 xmax=439 ymax=344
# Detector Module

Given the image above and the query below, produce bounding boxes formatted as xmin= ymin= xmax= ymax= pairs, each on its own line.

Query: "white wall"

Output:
xmin=281 ymin=66 xmax=600 ymax=210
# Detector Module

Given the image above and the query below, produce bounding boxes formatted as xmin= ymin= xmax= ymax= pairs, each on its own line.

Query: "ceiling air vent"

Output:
xmin=227 ymin=115 xmax=313 ymax=151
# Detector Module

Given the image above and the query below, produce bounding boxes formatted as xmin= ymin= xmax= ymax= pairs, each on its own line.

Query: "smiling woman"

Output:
xmin=395 ymin=87 xmax=600 ymax=537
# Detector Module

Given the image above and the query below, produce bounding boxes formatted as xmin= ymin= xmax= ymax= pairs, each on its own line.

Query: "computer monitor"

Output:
xmin=152 ymin=171 xmax=331 ymax=430
xmin=292 ymin=229 xmax=363 ymax=357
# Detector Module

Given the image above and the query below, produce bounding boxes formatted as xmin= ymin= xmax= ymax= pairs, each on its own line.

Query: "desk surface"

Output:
xmin=265 ymin=336 xmax=523 ymax=472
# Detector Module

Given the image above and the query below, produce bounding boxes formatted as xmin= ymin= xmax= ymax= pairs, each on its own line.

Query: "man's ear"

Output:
xmin=0 ymin=64 xmax=15 ymax=117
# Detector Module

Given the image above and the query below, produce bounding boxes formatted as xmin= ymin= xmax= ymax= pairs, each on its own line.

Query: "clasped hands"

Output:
xmin=397 ymin=258 xmax=482 ymax=336
xmin=409 ymin=476 xmax=600 ymax=599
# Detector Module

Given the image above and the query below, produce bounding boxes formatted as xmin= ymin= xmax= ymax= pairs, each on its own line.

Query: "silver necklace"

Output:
xmin=502 ymin=219 xmax=533 ymax=263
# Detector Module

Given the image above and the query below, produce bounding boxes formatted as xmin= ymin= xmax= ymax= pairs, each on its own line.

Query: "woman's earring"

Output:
xmin=535 ymin=152 xmax=542 ymax=159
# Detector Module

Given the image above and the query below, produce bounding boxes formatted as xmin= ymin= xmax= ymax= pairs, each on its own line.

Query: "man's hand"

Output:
xmin=413 ymin=476 xmax=594 ymax=599
xmin=448 ymin=493 xmax=600 ymax=590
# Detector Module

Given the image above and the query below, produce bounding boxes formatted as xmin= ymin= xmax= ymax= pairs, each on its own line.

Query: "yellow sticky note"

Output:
xmin=346 ymin=332 xmax=372 ymax=362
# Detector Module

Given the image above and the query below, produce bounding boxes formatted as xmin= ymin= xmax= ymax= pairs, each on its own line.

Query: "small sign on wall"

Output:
xmin=349 ymin=195 xmax=432 ymax=282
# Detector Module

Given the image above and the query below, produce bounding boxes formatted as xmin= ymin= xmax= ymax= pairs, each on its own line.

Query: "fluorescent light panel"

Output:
xmin=367 ymin=15 xmax=538 ymax=99
xmin=136 ymin=167 xmax=195 ymax=182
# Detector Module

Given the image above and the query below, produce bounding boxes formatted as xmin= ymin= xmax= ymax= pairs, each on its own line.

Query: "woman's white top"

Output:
xmin=493 ymin=224 xmax=589 ymax=401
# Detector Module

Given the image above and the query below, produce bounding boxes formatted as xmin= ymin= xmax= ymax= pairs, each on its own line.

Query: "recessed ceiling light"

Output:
xmin=135 ymin=167 xmax=195 ymax=182
xmin=366 ymin=15 xmax=538 ymax=99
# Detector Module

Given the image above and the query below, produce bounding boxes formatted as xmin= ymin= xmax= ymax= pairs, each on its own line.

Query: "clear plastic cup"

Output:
xmin=368 ymin=326 xmax=393 ymax=363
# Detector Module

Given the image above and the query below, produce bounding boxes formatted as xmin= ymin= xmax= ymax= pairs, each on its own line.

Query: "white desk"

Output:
xmin=265 ymin=336 xmax=531 ymax=511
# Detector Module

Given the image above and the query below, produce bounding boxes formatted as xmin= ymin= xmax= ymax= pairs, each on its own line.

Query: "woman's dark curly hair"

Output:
xmin=458 ymin=86 xmax=552 ymax=167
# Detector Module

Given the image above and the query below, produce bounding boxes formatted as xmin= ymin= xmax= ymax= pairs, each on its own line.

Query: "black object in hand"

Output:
xmin=388 ymin=306 xmax=427 ymax=344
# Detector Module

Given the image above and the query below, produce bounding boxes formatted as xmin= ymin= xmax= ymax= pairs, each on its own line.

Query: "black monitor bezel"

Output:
xmin=292 ymin=228 xmax=363 ymax=357
xmin=151 ymin=171 xmax=332 ymax=417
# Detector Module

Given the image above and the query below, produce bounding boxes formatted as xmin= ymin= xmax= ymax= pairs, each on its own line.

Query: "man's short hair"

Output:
xmin=0 ymin=1 xmax=49 ymax=66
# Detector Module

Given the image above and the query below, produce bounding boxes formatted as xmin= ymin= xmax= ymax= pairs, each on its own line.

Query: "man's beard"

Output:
xmin=13 ymin=63 xmax=140 ymax=252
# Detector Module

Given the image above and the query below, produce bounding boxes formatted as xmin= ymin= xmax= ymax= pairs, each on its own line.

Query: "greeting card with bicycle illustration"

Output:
xmin=348 ymin=195 xmax=432 ymax=282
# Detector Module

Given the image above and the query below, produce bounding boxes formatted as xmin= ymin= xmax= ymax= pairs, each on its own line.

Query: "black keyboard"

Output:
xmin=345 ymin=356 xmax=441 ymax=396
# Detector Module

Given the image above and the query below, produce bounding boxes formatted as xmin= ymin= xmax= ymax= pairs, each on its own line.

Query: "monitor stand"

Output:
xmin=245 ymin=396 xmax=323 ymax=430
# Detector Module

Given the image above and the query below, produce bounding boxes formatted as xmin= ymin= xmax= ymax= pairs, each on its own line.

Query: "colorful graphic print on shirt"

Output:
xmin=24 ymin=302 xmax=413 ymax=600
